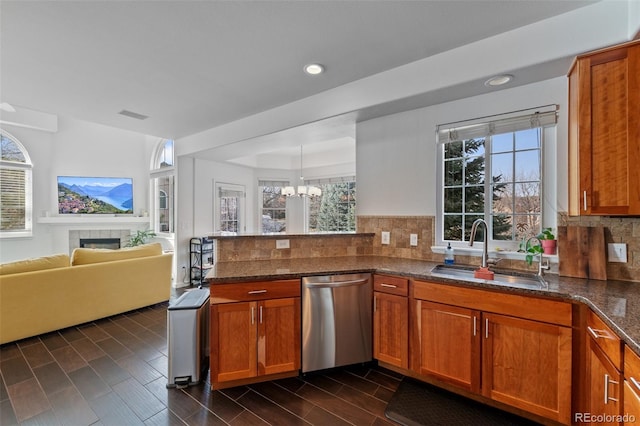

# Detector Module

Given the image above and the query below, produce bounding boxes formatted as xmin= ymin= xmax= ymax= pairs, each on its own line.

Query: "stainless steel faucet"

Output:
xmin=469 ymin=218 xmax=488 ymax=268
xmin=525 ymin=236 xmax=550 ymax=276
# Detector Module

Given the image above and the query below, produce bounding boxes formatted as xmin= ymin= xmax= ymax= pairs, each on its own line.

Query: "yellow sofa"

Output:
xmin=0 ymin=243 xmax=172 ymax=344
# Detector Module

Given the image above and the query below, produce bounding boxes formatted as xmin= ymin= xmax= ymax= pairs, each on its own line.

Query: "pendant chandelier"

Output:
xmin=283 ymin=146 xmax=321 ymax=197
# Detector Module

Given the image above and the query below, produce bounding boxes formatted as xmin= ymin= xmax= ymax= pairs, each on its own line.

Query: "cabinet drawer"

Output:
xmin=374 ymin=274 xmax=408 ymax=296
xmin=211 ymin=279 xmax=300 ymax=304
xmin=587 ymin=310 xmax=622 ymax=370
xmin=625 ymin=345 xmax=640 ymax=386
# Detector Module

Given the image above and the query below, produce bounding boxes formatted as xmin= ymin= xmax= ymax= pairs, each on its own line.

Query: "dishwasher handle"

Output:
xmin=303 ymin=278 xmax=369 ymax=289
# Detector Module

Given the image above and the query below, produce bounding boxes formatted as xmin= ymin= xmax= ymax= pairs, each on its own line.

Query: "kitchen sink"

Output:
xmin=430 ymin=264 xmax=547 ymax=290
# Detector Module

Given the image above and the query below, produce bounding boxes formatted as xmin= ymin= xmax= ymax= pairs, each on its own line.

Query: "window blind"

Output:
xmin=258 ymin=180 xmax=290 ymax=187
xmin=305 ymin=176 xmax=356 ymax=186
xmin=437 ymin=105 xmax=558 ymax=144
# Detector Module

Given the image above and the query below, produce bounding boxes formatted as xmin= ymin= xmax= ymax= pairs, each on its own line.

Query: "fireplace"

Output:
xmin=79 ymin=238 xmax=121 ymax=250
xmin=69 ymin=230 xmax=130 ymax=253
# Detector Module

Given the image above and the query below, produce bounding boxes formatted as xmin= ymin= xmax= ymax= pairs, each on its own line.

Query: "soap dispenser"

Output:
xmin=444 ymin=243 xmax=455 ymax=264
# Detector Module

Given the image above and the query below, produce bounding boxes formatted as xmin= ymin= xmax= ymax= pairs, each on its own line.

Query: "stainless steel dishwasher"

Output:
xmin=301 ymin=273 xmax=372 ymax=373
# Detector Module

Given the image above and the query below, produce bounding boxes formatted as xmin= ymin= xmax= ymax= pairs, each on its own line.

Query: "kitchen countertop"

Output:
xmin=205 ymin=255 xmax=640 ymax=355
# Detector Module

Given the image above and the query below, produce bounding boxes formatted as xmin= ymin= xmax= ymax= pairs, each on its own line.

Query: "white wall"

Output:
xmin=1 ymin=115 xmax=157 ymax=263
xmin=356 ymin=76 xmax=568 ymax=222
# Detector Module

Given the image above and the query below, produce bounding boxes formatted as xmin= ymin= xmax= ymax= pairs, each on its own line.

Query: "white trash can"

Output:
xmin=166 ymin=289 xmax=210 ymax=388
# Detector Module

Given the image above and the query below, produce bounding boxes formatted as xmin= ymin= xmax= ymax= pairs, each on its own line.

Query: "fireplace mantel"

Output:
xmin=37 ymin=216 xmax=150 ymax=225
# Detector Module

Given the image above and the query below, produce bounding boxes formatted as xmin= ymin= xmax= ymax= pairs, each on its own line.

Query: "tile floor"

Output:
xmin=0 ymin=296 xmax=402 ymax=425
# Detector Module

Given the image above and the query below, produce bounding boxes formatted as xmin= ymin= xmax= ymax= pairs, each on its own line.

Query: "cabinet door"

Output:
xmin=587 ymin=337 xmax=622 ymax=425
xmin=373 ymin=292 xmax=408 ymax=369
xmin=413 ymin=300 xmax=480 ymax=392
xmin=482 ymin=313 xmax=572 ymax=424
xmin=257 ymin=297 xmax=300 ymax=376
xmin=625 ymin=346 xmax=640 ymax=424
xmin=569 ymin=43 xmax=640 ymax=215
xmin=211 ymin=302 xmax=257 ymax=383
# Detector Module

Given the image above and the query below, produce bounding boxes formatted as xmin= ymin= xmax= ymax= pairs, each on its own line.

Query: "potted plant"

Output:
xmin=525 ymin=241 xmax=544 ymax=265
xmin=537 ymin=227 xmax=557 ymax=255
xmin=126 ymin=229 xmax=156 ymax=247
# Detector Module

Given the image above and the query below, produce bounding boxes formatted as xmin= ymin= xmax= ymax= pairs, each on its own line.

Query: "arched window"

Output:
xmin=1 ymin=130 xmax=33 ymax=237
xmin=150 ymin=139 xmax=175 ymax=234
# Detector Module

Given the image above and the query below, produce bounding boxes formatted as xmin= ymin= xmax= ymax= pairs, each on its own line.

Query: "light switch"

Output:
xmin=276 ymin=239 xmax=290 ymax=249
xmin=410 ymin=234 xmax=418 ymax=246
xmin=608 ymin=243 xmax=627 ymax=263
xmin=381 ymin=231 xmax=390 ymax=245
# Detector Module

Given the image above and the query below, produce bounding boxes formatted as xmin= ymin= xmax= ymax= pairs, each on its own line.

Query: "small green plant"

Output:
xmin=525 ymin=239 xmax=543 ymax=265
xmin=126 ymin=229 xmax=156 ymax=247
xmin=537 ymin=227 xmax=555 ymax=240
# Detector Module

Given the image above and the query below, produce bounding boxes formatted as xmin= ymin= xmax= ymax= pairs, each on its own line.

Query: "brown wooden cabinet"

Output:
xmin=412 ymin=299 xmax=480 ymax=392
xmin=373 ymin=274 xmax=409 ymax=369
xmin=568 ymin=40 xmax=640 ymax=216
xmin=210 ymin=279 xmax=300 ymax=390
xmin=624 ymin=346 xmax=640 ymax=424
xmin=585 ymin=309 xmax=623 ymax=425
xmin=482 ymin=312 xmax=572 ymax=422
xmin=411 ymin=280 xmax=572 ymax=424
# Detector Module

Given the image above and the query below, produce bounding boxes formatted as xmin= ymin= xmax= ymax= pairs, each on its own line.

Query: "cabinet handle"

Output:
xmin=248 ymin=289 xmax=267 ymax=295
xmin=631 ymin=377 xmax=640 ymax=393
xmin=381 ymin=283 xmax=397 ymax=288
xmin=583 ymin=190 xmax=588 ymax=211
xmin=251 ymin=306 xmax=255 ymax=325
xmin=473 ymin=316 xmax=477 ymax=337
xmin=604 ymin=374 xmax=619 ymax=404
xmin=587 ymin=326 xmax=610 ymax=340
xmin=485 ymin=318 xmax=489 ymax=339
xmin=259 ymin=306 xmax=263 ymax=324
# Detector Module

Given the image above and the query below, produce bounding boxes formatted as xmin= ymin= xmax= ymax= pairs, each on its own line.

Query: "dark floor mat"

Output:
xmin=385 ymin=378 xmax=541 ymax=426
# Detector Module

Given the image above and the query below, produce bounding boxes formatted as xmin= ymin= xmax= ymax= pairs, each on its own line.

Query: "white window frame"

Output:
xmin=435 ymin=106 xmax=557 ymax=251
xmin=258 ymin=179 xmax=289 ymax=234
xmin=214 ymin=182 xmax=245 ymax=233
xmin=150 ymin=139 xmax=175 ymax=236
xmin=0 ymin=130 xmax=33 ymax=238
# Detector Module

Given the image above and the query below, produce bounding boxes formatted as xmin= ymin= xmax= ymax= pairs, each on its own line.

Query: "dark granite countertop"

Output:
xmin=205 ymin=255 xmax=640 ymax=355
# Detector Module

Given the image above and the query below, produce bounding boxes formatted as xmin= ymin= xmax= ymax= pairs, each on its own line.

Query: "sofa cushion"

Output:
xmin=0 ymin=254 xmax=71 ymax=275
xmin=71 ymin=243 xmax=163 ymax=266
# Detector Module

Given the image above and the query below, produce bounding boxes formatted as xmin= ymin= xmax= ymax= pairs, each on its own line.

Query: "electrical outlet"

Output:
xmin=276 ymin=239 xmax=290 ymax=249
xmin=381 ymin=231 xmax=390 ymax=245
xmin=608 ymin=243 xmax=627 ymax=263
xmin=410 ymin=234 xmax=418 ymax=246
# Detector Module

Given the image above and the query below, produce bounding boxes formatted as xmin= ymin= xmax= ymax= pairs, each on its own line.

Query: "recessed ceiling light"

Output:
xmin=304 ymin=63 xmax=325 ymax=75
xmin=484 ymin=74 xmax=513 ymax=87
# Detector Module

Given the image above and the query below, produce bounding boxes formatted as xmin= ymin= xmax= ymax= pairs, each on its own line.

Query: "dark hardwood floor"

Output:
xmin=0 ymin=290 xmax=402 ymax=425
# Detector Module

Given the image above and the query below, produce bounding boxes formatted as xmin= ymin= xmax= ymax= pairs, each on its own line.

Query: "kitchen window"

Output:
xmin=0 ymin=130 xmax=32 ymax=238
xmin=436 ymin=107 xmax=557 ymax=249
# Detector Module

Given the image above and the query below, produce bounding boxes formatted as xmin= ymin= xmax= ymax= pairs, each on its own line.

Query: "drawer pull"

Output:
xmin=604 ymin=374 xmax=619 ymax=404
xmin=587 ymin=326 xmax=610 ymax=340
xmin=381 ymin=283 xmax=398 ymax=288
xmin=248 ymin=289 xmax=267 ymax=295
xmin=631 ymin=377 xmax=640 ymax=393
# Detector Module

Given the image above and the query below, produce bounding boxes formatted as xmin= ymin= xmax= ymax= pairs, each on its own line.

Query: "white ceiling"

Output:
xmin=0 ymin=0 xmax=600 ymax=168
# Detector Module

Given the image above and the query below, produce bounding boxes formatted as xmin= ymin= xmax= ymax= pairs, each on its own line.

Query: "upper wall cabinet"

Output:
xmin=568 ymin=40 xmax=640 ymax=216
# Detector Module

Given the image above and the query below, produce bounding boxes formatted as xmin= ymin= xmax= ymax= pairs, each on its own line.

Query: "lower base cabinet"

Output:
xmin=625 ymin=346 xmax=640 ymax=423
xmin=210 ymin=280 xmax=300 ymax=390
xmin=411 ymin=280 xmax=572 ymax=424
xmin=482 ymin=312 xmax=572 ymax=422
